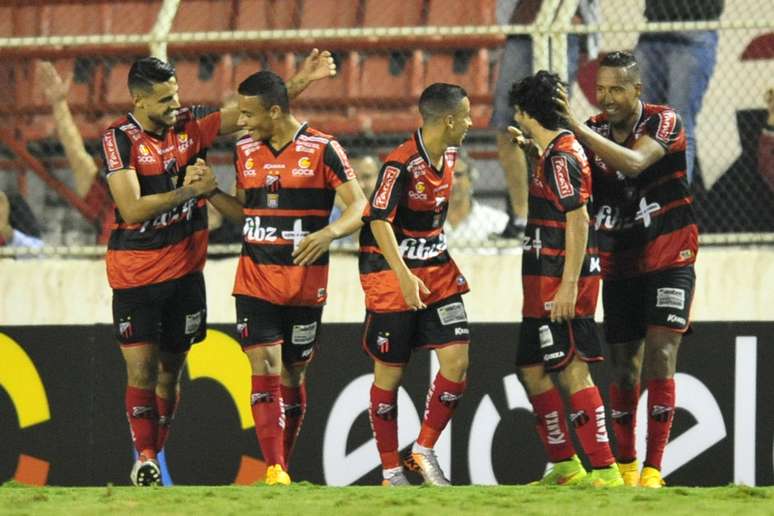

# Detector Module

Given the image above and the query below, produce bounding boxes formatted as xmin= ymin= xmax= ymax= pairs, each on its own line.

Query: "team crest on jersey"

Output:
xmin=118 ymin=317 xmax=133 ymax=339
xmin=376 ymin=332 xmax=390 ymax=354
xmin=551 ymin=156 xmax=574 ymax=199
xmin=266 ymin=173 xmax=281 ymax=208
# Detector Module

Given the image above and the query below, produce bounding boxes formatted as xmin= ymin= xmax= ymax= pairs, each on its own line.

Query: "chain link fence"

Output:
xmin=0 ymin=0 xmax=772 ymax=257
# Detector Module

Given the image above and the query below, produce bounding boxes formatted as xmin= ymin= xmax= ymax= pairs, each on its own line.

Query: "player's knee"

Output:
xmin=557 ymin=360 xmax=593 ymax=394
xmin=517 ymin=366 xmax=551 ymax=396
xmin=126 ymin=362 xmax=157 ymax=388
xmin=645 ymin=344 xmax=677 ymax=378
xmin=440 ymin=354 xmax=469 ymax=382
xmin=282 ymin=363 xmax=307 ymax=387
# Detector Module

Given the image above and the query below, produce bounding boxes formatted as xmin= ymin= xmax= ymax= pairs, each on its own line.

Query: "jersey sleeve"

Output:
xmin=362 ymin=161 xmax=407 ymax=224
xmin=544 ymin=151 xmax=589 ymax=212
xmin=186 ymin=105 xmax=222 ymax=150
xmin=101 ymin=128 xmax=133 ymax=177
xmin=233 ymin=146 xmax=245 ymax=191
xmin=643 ymin=109 xmax=684 ymax=153
xmin=323 ymin=140 xmax=357 ymax=188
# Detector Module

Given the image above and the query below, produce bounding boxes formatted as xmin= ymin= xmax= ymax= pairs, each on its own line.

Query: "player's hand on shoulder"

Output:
xmin=398 ymin=272 xmax=430 ymax=311
xmin=550 ymin=280 xmax=578 ymax=323
xmin=292 ymin=227 xmax=335 ymax=266
xmin=300 ymin=48 xmax=337 ymax=82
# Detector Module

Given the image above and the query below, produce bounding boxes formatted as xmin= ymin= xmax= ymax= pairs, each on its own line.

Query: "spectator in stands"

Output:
xmin=0 ymin=190 xmax=44 ymax=250
xmin=330 ymin=152 xmax=379 ymax=246
xmin=38 ymin=61 xmax=114 ymax=244
xmin=759 ymin=87 xmax=774 ymax=193
xmin=634 ymin=0 xmax=724 ymax=185
xmin=445 ymin=149 xmax=509 ymax=244
xmin=491 ymin=0 xmax=600 ymax=237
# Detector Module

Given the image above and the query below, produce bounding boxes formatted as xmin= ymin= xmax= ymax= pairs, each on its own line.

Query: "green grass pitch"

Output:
xmin=1 ymin=483 xmax=773 ymax=515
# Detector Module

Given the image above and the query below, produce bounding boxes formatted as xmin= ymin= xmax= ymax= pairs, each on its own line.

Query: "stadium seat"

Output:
xmin=234 ymin=0 xmax=273 ymax=31
xmin=0 ymin=6 xmax=13 ymax=37
xmin=362 ymin=0 xmax=423 ymax=27
xmin=6 ymin=4 xmax=42 ymax=37
xmin=296 ymin=51 xmax=358 ymax=108
xmin=231 ymin=52 xmax=295 ymax=89
xmin=426 ymin=0 xmax=496 ymax=26
xmin=104 ymin=1 xmax=162 ymax=35
xmin=299 ymin=0 xmax=359 ymax=28
xmin=171 ymin=57 xmax=230 ymax=106
xmin=172 ymin=0 xmax=233 ymax=32
xmin=356 ymin=51 xmax=423 ymax=105
xmin=102 ymin=61 xmax=134 ymax=111
xmin=46 ymin=3 xmax=104 ymax=35
xmin=424 ymin=49 xmax=491 ymax=100
xmin=15 ymin=59 xmax=94 ymax=113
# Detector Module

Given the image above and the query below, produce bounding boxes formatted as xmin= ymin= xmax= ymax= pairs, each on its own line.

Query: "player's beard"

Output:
xmin=150 ymin=109 xmax=177 ymax=129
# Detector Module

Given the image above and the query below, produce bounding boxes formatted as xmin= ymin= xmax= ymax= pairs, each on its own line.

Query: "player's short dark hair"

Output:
xmin=238 ymin=70 xmax=289 ymax=112
xmin=508 ymin=70 xmax=566 ymax=131
xmin=128 ymin=57 xmax=176 ymax=95
xmin=418 ymin=83 xmax=468 ymax=122
xmin=599 ymin=51 xmax=641 ymax=83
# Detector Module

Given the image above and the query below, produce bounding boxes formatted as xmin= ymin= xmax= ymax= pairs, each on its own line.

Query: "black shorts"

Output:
xmin=362 ymin=294 xmax=470 ymax=366
xmin=516 ymin=317 xmax=603 ymax=372
xmin=112 ymin=272 xmax=207 ymax=353
xmin=603 ymin=265 xmax=696 ymax=344
xmin=235 ymin=295 xmax=323 ymax=366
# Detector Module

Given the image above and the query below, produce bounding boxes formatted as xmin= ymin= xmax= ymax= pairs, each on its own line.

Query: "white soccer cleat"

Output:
xmin=130 ymin=457 xmax=162 ymax=486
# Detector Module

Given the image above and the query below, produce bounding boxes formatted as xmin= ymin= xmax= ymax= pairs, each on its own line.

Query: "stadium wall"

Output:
xmin=1 ymin=247 xmax=774 ymax=324
xmin=0 ymin=322 xmax=771 ymax=487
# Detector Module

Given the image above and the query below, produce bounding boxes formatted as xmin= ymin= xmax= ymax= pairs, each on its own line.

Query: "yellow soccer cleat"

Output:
xmin=618 ymin=460 xmax=640 ymax=487
xmin=529 ymin=455 xmax=588 ymax=486
xmin=265 ymin=464 xmax=291 ymax=486
xmin=639 ymin=466 xmax=665 ymax=488
xmin=581 ymin=464 xmax=625 ymax=488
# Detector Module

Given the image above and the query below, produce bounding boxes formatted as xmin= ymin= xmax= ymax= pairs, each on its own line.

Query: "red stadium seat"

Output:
xmin=426 ymin=0 xmax=496 ymax=26
xmin=232 ymin=52 xmax=296 ymax=89
xmin=171 ymin=58 xmax=230 ymax=106
xmin=8 ymin=4 xmax=42 ymax=37
xmin=362 ymin=0 xmax=423 ymax=27
xmin=172 ymin=0 xmax=233 ymax=32
xmin=15 ymin=59 xmax=94 ymax=113
xmin=296 ymin=51 xmax=358 ymax=108
xmin=102 ymin=61 xmax=134 ymax=111
xmin=0 ymin=7 xmax=13 ymax=37
xmin=356 ymin=51 xmax=423 ymax=105
xmin=235 ymin=0 xmax=273 ymax=31
xmin=424 ymin=49 xmax=491 ymax=100
xmin=104 ymin=1 xmax=163 ymax=35
xmin=46 ymin=3 xmax=104 ymax=35
xmin=299 ymin=0 xmax=359 ymax=28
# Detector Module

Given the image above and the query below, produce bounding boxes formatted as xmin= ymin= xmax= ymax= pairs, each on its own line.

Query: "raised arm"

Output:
xmin=38 ymin=61 xmax=99 ymax=197
xmin=219 ymin=49 xmax=337 ymax=135
xmin=555 ymin=86 xmax=666 ymax=177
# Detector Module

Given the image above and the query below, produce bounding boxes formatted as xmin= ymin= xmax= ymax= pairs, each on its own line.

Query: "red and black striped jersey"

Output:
xmin=359 ymin=129 xmax=469 ymax=313
xmin=585 ymin=102 xmax=698 ymax=279
xmin=522 ymin=131 xmax=600 ymax=318
xmin=100 ymin=107 xmax=221 ymax=289
xmin=232 ymin=122 xmax=355 ymax=306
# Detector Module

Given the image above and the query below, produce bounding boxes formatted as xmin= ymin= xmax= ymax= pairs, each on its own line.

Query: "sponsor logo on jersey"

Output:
xmin=373 ymin=166 xmax=400 ymax=210
xmin=551 ymin=155 xmax=574 ymax=199
xmin=399 ymin=235 xmax=448 ymax=261
xmin=298 ymin=156 xmax=312 ymax=169
xmin=102 ymin=129 xmax=123 ymax=171
xmin=139 ymin=197 xmax=197 ymax=233
xmin=656 ymin=110 xmax=677 ymax=142
xmin=263 ymin=163 xmax=284 ymax=169
xmin=177 ymin=132 xmax=192 ymax=152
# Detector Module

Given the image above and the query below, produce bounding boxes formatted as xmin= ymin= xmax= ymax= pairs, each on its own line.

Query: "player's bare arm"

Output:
xmin=219 ymin=49 xmax=336 ymax=134
xmin=554 ymin=86 xmax=665 ymax=177
xmin=292 ymin=179 xmax=367 ymax=266
xmin=370 ymin=219 xmax=430 ymax=310
xmin=107 ymin=165 xmax=216 ymax=224
xmin=550 ymin=204 xmax=589 ymax=324
xmin=38 ymin=61 xmax=99 ymax=197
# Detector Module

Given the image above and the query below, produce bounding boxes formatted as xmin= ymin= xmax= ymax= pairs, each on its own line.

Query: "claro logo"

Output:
xmin=0 ymin=333 xmax=52 ymax=485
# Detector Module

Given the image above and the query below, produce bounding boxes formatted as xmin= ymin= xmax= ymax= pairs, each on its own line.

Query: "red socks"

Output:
xmin=609 ymin=383 xmax=640 ymax=463
xmin=569 ymin=387 xmax=615 ymax=468
xmin=645 ymin=378 xmax=675 ymax=470
xmin=529 ymin=388 xmax=576 ymax=463
xmin=125 ymin=386 xmax=157 ymax=459
xmin=369 ymin=384 xmax=399 ymax=469
xmin=417 ymin=373 xmax=466 ymax=448
xmin=250 ymin=375 xmax=285 ymax=468
xmin=281 ymin=383 xmax=307 ymax=466
xmin=155 ymin=393 xmax=178 ymax=452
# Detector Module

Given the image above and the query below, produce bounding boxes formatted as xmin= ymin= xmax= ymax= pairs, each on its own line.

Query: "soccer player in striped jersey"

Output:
xmin=556 ymin=51 xmax=699 ymax=488
xmin=203 ymin=70 xmax=366 ymax=486
xmin=510 ymin=71 xmax=622 ymax=488
xmin=102 ymin=52 xmax=336 ymax=487
xmin=359 ymin=83 xmax=472 ymax=487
